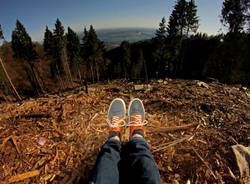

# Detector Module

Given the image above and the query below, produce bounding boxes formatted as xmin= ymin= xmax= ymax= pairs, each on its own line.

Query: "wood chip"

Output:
xmin=5 ymin=170 xmax=40 ymax=183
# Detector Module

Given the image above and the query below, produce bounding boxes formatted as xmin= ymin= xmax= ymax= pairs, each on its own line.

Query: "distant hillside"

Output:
xmin=79 ymin=28 xmax=155 ymax=48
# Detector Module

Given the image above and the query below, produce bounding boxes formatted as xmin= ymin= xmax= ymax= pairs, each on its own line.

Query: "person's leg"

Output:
xmin=90 ymin=98 xmax=126 ymax=184
xmin=122 ymin=98 xmax=160 ymax=184
xmin=91 ymin=139 xmax=121 ymax=184
xmin=123 ymin=137 xmax=161 ymax=184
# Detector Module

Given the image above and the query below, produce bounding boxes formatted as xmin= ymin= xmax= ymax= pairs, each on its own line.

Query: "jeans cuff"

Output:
xmin=129 ymin=137 xmax=148 ymax=145
xmin=105 ymin=139 xmax=122 ymax=150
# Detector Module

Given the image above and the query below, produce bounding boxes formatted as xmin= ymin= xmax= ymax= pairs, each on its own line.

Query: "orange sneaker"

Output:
xmin=127 ymin=98 xmax=148 ymax=138
xmin=107 ymin=98 xmax=126 ymax=139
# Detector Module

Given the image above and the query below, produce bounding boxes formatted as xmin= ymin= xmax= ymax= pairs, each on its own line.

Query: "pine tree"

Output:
xmin=186 ymin=0 xmax=199 ymax=36
xmin=66 ymin=27 xmax=81 ymax=75
xmin=221 ymin=0 xmax=247 ymax=33
xmin=53 ymin=18 xmax=65 ymax=53
xmin=120 ymin=41 xmax=131 ymax=79
xmin=52 ymin=18 xmax=65 ymax=76
xmin=153 ymin=17 xmax=168 ymax=78
xmin=0 ymin=24 xmax=4 ymax=40
xmin=11 ymin=20 xmax=43 ymax=95
xmin=131 ymin=49 xmax=144 ymax=80
xmin=12 ymin=20 xmax=37 ymax=61
xmin=176 ymin=0 xmax=188 ymax=37
xmin=43 ymin=26 xmax=53 ymax=55
xmin=156 ymin=17 xmax=167 ymax=39
xmin=167 ymin=0 xmax=187 ymax=38
xmin=81 ymin=25 xmax=105 ymax=82
xmin=167 ymin=11 xmax=180 ymax=38
xmin=167 ymin=0 xmax=199 ymax=38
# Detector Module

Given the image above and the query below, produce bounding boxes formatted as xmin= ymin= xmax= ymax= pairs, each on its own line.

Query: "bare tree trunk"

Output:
xmin=27 ymin=61 xmax=45 ymax=95
xmin=90 ymin=62 xmax=95 ymax=83
xmin=85 ymin=81 xmax=89 ymax=94
xmin=95 ymin=60 xmax=100 ymax=82
xmin=62 ymin=48 xmax=74 ymax=88
xmin=143 ymin=59 xmax=149 ymax=83
xmin=0 ymin=57 xmax=22 ymax=101
xmin=77 ymin=66 xmax=83 ymax=86
xmin=1 ymin=80 xmax=9 ymax=102
xmin=33 ymin=66 xmax=46 ymax=93
xmin=55 ymin=63 xmax=65 ymax=90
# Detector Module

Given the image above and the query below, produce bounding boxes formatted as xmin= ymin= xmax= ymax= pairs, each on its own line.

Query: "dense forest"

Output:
xmin=0 ymin=0 xmax=249 ymax=100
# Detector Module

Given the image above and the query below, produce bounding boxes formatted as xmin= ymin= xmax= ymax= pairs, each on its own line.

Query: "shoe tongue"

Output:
xmin=132 ymin=103 xmax=141 ymax=113
xmin=112 ymin=110 xmax=121 ymax=116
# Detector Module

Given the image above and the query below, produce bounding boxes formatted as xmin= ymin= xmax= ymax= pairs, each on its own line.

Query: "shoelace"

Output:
xmin=127 ymin=114 xmax=148 ymax=126
xmin=107 ymin=116 xmax=126 ymax=128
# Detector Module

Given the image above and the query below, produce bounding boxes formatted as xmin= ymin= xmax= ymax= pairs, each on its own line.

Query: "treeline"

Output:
xmin=107 ymin=0 xmax=250 ymax=85
xmin=0 ymin=0 xmax=249 ymax=100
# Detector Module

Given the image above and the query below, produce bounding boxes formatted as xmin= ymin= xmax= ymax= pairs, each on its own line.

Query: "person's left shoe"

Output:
xmin=127 ymin=98 xmax=148 ymax=138
xmin=107 ymin=98 xmax=126 ymax=140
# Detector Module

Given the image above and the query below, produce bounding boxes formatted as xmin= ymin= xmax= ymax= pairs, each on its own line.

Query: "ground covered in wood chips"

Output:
xmin=0 ymin=80 xmax=249 ymax=184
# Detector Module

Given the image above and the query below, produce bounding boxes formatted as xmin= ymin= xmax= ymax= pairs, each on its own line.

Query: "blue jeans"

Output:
xmin=90 ymin=138 xmax=160 ymax=184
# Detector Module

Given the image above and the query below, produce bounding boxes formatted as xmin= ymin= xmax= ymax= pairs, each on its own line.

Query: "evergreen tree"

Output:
xmin=131 ymin=49 xmax=144 ymax=80
xmin=167 ymin=11 xmax=180 ymax=38
xmin=51 ymin=18 xmax=65 ymax=76
xmin=53 ymin=18 xmax=65 ymax=53
xmin=186 ymin=0 xmax=199 ymax=36
xmin=66 ymin=27 xmax=81 ymax=74
xmin=0 ymin=24 xmax=4 ymax=40
xmin=154 ymin=17 xmax=170 ymax=78
xmin=167 ymin=0 xmax=199 ymax=38
xmin=156 ymin=17 xmax=167 ymax=39
xmin=166 ymin=0 xmax=199 ymax=76
xmin=120 ymin=41 xmax=131 ymax=79
xmin=11 ymin=20 xmax=37 ymax=61
xmin=11 ymin=20 xmax=43 ymax=95
xmin=43 ymin=26 xmax=53 ymax=55
xmin=167 ymin=0 xmax=188 ymax=38
xmin=221 ymin=0 xmax=248 ymax=33
xmin=81 ymin=25 xmax=105 ymax=82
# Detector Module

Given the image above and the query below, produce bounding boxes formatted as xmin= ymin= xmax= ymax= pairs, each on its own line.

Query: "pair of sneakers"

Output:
xmin=107 ymin=98 xmax=148 ymax=140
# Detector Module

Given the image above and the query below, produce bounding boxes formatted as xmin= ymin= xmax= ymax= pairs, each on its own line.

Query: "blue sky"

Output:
xmin=0 ymin=0 xmax=224 ymax=41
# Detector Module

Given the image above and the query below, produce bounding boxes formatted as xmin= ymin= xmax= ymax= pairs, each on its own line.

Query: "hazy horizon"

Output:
xmin=1 ymin=0 xmax=225 ymax=41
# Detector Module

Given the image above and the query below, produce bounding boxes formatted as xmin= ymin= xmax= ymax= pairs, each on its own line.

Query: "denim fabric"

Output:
xmin=90 ymin=138 xmax=160 ymax=184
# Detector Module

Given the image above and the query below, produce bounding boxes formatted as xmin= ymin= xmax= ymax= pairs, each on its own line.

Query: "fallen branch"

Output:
xmin=192 ymin=148 xmax=217 ymax=180
xmin=87 ymin=113 xmax=98 ymax=129
xmin=11 ymin=136 xmax=20 ymax=154
xmin=152 ymin=135 xmax=194 ymax=153
xmin=16 ymin=112 xmax=51 ymax=119
xmin=156 ymin=123 xmax=198 ymax=133
xmin=1 ymin=170 xmax=40 ymax=184
xmin=0 ymin=57 xmax=22 ymax=101
xmin=0 ymin=136 xmax=20 ymax=154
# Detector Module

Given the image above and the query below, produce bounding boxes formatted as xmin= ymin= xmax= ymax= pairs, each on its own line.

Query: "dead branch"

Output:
xmin=0 ymin=57 xmax=22 ymax=101
xmin=7 ymin=170 xmax=39 ymax=183
xmin=152 ymin=135 xmax=194 ymax=153
xmin=192 ymin=148 xmax=217 ymax=180
xmin=155 ymin=123 xmax=199 ymax=133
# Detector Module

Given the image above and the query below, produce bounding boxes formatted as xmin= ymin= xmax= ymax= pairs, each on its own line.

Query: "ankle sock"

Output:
xmin=131 ymin=129 xmax=144 ymax=137
xmin=108 ymin=131 xmax=121 ymax=140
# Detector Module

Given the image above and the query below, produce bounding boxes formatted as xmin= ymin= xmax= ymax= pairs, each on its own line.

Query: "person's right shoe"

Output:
xmin=107 ymin=98 xmax=126 ymax=140
xmin=127 ymin=98 xmax=148 ymax=138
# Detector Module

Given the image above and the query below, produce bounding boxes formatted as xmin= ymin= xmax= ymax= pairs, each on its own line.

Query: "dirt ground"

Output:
xmin=0 ymin=79 xmax=249 ymax=184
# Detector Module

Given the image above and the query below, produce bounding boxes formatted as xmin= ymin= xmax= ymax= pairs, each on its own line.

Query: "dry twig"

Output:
xmin=152 ymin=135 xmax=194 ymax=153
xmin=1 ymin=170 xmax=40 ymax=183
xmin=192 ymin=148 xmax=217 ymax=180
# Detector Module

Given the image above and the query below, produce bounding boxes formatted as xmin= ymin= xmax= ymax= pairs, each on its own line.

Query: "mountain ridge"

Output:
xmin=79 ymin=27 xmax=155 ymax=47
